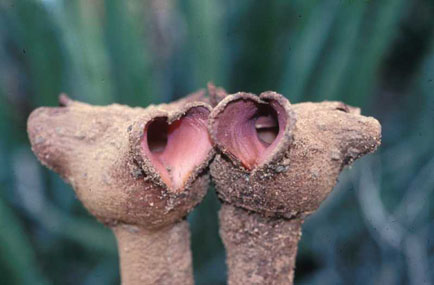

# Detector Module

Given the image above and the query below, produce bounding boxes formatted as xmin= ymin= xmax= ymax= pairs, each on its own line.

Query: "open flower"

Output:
xmin=209 ymin=91 xmax=381 ymax=218
xmin=209 ymin=91 xmax=381 ymax=284
xmin=28 ymin=94 xmax=214 ymax=284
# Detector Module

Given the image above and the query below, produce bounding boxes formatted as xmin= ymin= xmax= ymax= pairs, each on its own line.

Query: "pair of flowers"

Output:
xmin=28 ymin=85 xmax=381 ymax=284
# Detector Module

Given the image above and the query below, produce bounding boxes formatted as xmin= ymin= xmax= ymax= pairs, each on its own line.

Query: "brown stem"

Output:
xmin=219 ymin=204 xmax=303 ymax=285
xmin=113 ymin=221 xmax=193 ymax=285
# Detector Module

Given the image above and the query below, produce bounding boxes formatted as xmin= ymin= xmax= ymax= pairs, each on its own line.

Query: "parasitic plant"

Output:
xmin=208 ymin=91 xmax=381 ymax=284
xmin=27 ymin=93 xmax=214 ymax=285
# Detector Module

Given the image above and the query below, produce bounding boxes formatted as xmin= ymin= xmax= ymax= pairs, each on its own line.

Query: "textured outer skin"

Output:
xmin=27 ymin=94 xmax=213 ymax=284
xmin=210 ymin=94 xmax=381 ymax=218
xmin=209 ymin=92 xmax=382 ymax=284
xmin=27 ymin=99 xmax=213 ymax=229
xmin=220 ymin=204 xmax=302 ymax=285
xmin=113 ymin=220 xmax=193 ymax=285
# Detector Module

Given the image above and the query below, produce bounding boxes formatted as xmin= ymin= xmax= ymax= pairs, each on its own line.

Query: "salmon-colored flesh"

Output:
xmin=214 ymin=99 xmax=287 ymax=170
xmin=141 ymin=107 xmax=211 ymax=192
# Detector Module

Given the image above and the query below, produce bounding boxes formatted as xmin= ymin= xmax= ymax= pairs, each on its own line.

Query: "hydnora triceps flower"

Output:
xmin=27 ymin=85 xmax=381 ymax=285
xmin=208 ymin=91 xmax=381 ymax=285
xmin=27 ymin=92 xmax=214 ymax=285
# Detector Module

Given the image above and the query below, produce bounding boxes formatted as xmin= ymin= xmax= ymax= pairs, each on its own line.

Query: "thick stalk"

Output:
xmin=112 ymin=220 xmax=193 ymax=285
xmin=219 ymin=204 xmax=303 ymax=285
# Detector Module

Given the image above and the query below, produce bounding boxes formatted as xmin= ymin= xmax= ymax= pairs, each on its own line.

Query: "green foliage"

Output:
xmin=1 ymin=0 xmax=433 ymax=284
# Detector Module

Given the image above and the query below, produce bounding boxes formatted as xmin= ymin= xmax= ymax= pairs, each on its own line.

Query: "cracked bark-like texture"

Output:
xmin=219 ymin=204 xmax=302 ymax=285
xmin=209 ymin=91 xmax=381 ymax=284
xmin=27 ymin=93 xmax=214 ymax=284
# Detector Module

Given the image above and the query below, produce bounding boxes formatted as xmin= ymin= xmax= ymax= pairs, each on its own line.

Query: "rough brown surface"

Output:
xmin=27 ymin=94 xmax=214 ymax=284
xmin=28 ymin=96 xmax=213 ymax=229
xmin=220 ymin=204 xmax=302 ymax=285
xmin=210 ymin=92 xmax=381 ymax=218
xmin=209 ymin=91 xmax=381 ymax=284
xmin=113 ymin=220 xmax=193 ymax=285
xmin=207 ymin=82 xmax=228 ymax=107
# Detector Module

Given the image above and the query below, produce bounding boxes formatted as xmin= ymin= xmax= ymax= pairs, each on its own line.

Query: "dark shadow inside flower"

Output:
xmin=213 ymin=98 xmax=288 ymax=170
xmin=141 ymin=107 xmax=212 ymax=192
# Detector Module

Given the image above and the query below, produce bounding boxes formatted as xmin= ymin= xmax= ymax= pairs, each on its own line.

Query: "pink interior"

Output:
xmin=214 ymin=99 xmax=287 ymax=170
xmin=141 ymin=107 xmax=212 ymax=192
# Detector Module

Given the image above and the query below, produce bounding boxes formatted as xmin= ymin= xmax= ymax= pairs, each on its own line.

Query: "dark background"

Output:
xmin=1 ymin=0 xmax=434 ymax=284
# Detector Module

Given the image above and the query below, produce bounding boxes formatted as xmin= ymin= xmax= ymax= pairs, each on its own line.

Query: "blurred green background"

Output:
xmin=1 ymin=0 xmax=434 ymax=284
